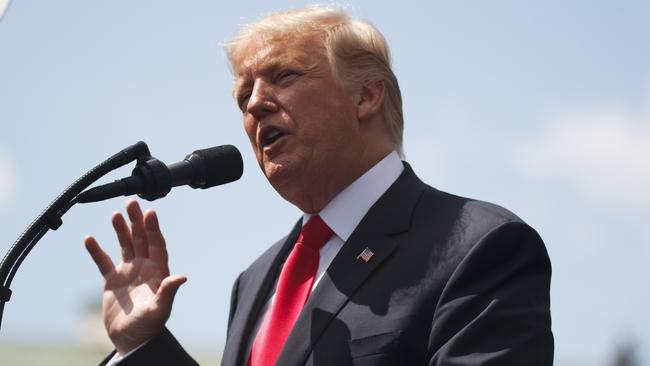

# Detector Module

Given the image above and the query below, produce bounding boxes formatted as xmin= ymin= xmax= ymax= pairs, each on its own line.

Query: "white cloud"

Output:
xmin=0 ymin=150 xmax=16 ymax=209
xmin=0 ymin=0 xmax=9 ymax=20
xmin=518 ymin=106 xmax=650 ymax=203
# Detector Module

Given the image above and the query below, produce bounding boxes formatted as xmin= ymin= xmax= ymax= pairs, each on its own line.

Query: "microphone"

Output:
xmin=77 ymin=145 xmax=243 ymax=203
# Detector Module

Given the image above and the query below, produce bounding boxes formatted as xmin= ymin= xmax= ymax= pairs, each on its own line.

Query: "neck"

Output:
xmin=292 ymin=143 xmax=394 ymax=214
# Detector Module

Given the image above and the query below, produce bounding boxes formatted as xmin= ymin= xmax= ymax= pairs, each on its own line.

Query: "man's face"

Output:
xmin=233 ymin=35 xmax=362 ymax=209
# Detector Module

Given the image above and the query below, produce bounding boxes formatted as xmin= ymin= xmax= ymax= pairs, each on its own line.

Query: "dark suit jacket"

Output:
xmin=102 ymin=164 xmax=553 ymax=366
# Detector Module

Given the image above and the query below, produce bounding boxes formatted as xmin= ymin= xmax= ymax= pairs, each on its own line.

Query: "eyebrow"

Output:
xmin=232 ymin=58 xmax=300 ymax=98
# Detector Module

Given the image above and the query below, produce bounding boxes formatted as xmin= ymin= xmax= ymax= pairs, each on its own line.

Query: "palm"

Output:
xmin=85 ymin=200 xmax=186 ymax=355
xmin=103 ymin=259 xmax=167 ymax=336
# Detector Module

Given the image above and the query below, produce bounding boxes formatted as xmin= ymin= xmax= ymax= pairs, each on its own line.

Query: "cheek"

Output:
xmin=243 ymin=118 xmax=257 ymax=146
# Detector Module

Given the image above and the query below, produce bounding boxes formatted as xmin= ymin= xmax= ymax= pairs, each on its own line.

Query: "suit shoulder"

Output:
xmin=406 ymin=184 xmax=543 ymax=259
xmin=399 ymin=165 xmax=524 ymax=228
xmin=419 ymin=185 xmax=526 ymax=227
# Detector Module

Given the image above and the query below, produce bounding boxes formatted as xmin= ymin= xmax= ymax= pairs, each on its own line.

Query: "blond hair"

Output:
xmin=225 ymin=5 xmax=404 ymax=153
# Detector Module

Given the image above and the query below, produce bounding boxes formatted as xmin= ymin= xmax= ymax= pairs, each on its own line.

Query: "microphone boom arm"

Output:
xmin=0 ymin=142 xmax=242 ymax=332
xmin=0 ymin=141 xmax=151 ymax=331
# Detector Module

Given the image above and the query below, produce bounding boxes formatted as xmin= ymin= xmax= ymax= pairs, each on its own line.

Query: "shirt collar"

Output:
xmin=303 ymin=150 xmax=404 ymax=241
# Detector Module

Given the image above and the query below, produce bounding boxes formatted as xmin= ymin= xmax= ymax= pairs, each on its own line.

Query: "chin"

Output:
xmin=263 ymin=160 xmax=290 ymax=184
xmin=264 ymin=161 xmax=301 ymax=194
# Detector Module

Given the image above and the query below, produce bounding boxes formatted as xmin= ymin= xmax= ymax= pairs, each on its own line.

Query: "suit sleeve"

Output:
xmin=98 ymin=328 xmax=199 ymax=366
xmin=428 ymin=221 xmax=554 ymax=365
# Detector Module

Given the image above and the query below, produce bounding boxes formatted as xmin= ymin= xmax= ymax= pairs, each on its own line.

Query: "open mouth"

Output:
xmin=261 ymin=127 xmax=286 ymax=148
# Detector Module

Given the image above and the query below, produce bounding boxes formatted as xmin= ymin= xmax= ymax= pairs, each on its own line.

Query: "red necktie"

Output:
xmin=249 ymin=215 xmax=333 ymax=366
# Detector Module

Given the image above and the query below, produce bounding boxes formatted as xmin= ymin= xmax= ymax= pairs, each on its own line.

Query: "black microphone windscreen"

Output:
xmin=189 ymin=145 xmax=243 ymax=189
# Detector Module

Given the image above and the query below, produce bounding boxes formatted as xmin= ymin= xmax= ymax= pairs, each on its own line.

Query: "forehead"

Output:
xmin=233 ymin=35 xmax=325 ymax=89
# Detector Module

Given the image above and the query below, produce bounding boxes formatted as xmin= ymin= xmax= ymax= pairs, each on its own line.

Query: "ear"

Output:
xmin=356 ymin=80 xmax=385 ymax=121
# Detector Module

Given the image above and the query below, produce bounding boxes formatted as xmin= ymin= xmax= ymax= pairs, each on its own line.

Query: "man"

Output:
xmin=86 ymin=6 xmax=554 ymax=366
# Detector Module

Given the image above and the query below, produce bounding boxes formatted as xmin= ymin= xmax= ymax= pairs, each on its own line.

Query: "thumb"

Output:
xmin=156 ymin=274 xmax=187 ymax=306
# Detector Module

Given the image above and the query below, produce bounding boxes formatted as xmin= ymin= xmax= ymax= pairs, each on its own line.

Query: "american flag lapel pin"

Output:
xmin=356 ymin=247 xmax=375 ymax=263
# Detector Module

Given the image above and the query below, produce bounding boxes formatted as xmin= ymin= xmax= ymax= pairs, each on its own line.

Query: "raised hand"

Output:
xmin=84 ymin=200 xmax=187 ymax=355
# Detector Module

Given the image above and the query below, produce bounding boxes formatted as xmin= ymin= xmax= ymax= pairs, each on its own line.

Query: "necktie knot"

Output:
xmin=298 ymin=215 xmax=333 ymax=251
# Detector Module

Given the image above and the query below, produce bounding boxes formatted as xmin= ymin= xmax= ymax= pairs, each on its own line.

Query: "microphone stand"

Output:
xmin=0 ymin=141 xmax=154 ymax=331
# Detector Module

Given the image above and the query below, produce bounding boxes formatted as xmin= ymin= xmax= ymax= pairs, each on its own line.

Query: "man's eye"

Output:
xmin=276 ymin=70 xmax=299 ymax=84
xmin=238 ymin=94 xmax=251 ymax=112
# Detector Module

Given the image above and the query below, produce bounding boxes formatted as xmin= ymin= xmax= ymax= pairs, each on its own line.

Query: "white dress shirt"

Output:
xmin=110 ymin=150 xmax=404 ymax=365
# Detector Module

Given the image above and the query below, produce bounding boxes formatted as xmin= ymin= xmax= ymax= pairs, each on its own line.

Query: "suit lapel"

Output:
xmin=276 ymin=164 xmax=427 ymax=366
xmin=222 ymin=220 xmax=302 ymax=366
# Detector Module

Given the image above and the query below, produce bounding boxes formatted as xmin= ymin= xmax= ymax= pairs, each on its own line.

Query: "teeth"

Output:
xmin=267 ymin=130 xmax=281 ymax=140
xmin=264 ymin=129 xmax=282 ymax=145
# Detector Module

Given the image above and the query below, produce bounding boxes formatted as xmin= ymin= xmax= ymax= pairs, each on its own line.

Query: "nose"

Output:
xmin=246 ymin=79 xmax=278 ymax=119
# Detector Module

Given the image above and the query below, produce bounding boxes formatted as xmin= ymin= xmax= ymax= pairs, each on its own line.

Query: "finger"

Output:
xmin=155 ymin=274 xmax=187 ymax=308
xmin=144 ymin=209 xmax=169 ymax=270
xmin=126 ymin=200 xmax=149 ymax=258
xmin=111 ymin=211 xmax=134 ymax=261
xmin=84 ymin=235 xmax=116 ymax=277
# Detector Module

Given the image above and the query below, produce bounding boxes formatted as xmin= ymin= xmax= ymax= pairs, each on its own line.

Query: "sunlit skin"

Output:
xmin=234 ymin=34 xmax=394 ymax=213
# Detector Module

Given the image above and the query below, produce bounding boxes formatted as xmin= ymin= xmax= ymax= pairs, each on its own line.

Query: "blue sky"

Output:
xmin=1 ymin=1 xmax=649 ymax=364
